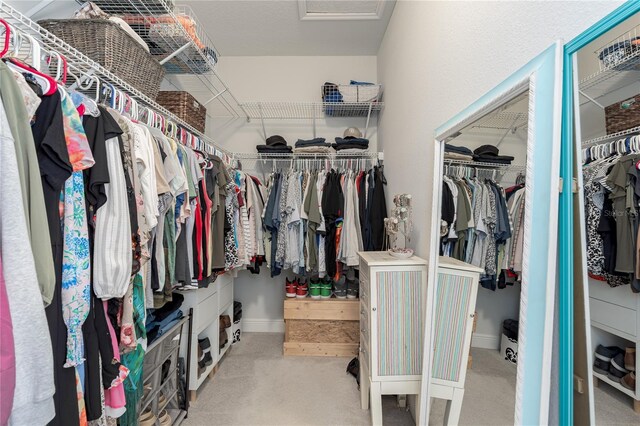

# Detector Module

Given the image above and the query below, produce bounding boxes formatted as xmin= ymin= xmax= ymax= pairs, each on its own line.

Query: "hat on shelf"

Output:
xmin=266 ymin=135 xmax=288 ymax=147
xmin=473 ymin=144 xmax=500 ymax=156
xmin=343 ymin=127 xmax=363 ymax=139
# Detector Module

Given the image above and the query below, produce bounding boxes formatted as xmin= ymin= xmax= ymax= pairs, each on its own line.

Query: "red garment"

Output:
xmin=0 ymin=257 xmax=15 ymax=425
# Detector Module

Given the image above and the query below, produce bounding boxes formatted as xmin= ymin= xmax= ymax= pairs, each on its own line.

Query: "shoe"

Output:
xmin=333 ymin=275 xmax=347 ymax=299
xmin=621 ymin=371 xmax=636 ymax=391
xmin=221 ymin=315 xmax=232 ymax=328
xmin=140 ymin=410 xmax=156 ymax=426
xmin=219 ymin=329 xmax=228 ymax=350
xmin=199 ymin=337 xmax=213 ymax=367
xmin=625 ymin=347 xmax=636 ymax=371
xmin=296 ymin=280 xmax=308 ymax=298
xmin=608 ymin=353 xmax=629 ymax=382
xmin=320 ymin=276 xmax=333 ymax=299
xmin=593 ymin=345 xmax=622 ymax=374
xmin=158 ymin=409 xmax=171 ymax=426
xmin=346 ymin=278 xmax=359 ymax=299
xmin=286 ymin=278 xmax=298 ymax=298
xmin=309 ymin=277 xmax=321 ymax=299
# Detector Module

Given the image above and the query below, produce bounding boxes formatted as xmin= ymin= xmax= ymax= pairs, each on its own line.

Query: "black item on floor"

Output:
xmin=346 ymin=357 xmax=360 ymax=389
xmin=502 ymin=319 xmax=518 ymax=340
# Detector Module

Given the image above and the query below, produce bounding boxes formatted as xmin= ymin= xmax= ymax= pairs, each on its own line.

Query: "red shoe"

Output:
xmin=286 ymin=278 xmax=298 ymax=298
xmin=296 ymin=280 xmax=308 ymax=298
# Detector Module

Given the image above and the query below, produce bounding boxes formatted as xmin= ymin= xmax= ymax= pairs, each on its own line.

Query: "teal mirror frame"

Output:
xmin=421 ymin=42 xmax=563 ymax=425
xmin=560 ymin=2 xmax=640 ymax=425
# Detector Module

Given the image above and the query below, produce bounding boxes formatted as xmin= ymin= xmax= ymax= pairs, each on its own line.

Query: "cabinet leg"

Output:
xmin=634 ymin=399 xmax=640 ymax=414
xmin=188 ymin=390 xmax=197 ymax=402
xmin=370 ymin=382 xmax=383 ymax=426
xmin=360 ymin=377 xmax=370 ymax=410
xmin=443 ymin=388 xmax=464 ymax=426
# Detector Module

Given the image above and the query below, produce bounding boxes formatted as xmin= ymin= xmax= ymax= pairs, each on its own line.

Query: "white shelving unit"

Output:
xmin=177 ymin=273 xmax=234 ymax=402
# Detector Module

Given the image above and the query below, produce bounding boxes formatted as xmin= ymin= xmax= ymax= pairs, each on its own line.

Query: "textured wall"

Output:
xmin=377 ymin=0 xmax=623 ymax=343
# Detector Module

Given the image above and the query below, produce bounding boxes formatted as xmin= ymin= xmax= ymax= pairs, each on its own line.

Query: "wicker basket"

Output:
xmin=605 ymin=94 xmax=640 ymax=134
xmin=156 ymin=91 xmax=206 ymax=133
xmin=38 ymin=19 xmax=165 ymax=99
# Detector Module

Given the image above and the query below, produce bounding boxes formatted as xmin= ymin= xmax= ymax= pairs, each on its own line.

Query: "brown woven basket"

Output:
xmin=605 ymin=94 xmax=640 ymax=133
xmin=38 ymin=19 xmax=165 ymax=99
xmin=156 ymin=91 xmax=206 ymax=133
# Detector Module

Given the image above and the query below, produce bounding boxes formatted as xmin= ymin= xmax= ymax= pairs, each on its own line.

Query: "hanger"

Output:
xmin=5 ymin=57 xmax=57 ymax=96
xmin=0 ymin=19 xmax=10 ymax=59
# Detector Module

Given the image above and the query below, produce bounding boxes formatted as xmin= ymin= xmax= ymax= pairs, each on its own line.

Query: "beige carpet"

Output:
xmin=183 ymin=333 xmax=639 ymax=425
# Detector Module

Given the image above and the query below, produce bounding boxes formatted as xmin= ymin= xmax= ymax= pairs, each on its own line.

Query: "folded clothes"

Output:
xmin=293 ymin=146 xmax=333 ymax=154
xmin=473 ymin=154 xmax=514 ymax=164
xmin=335 ymin=137 xmax=369 ymax=146
xmin=444 ymin=144 xmax=473 ymax=155
xmin=444 ymin=152 xmax=474 ymax=161
xmin=295 ymin=137 xmax=328 ymax=147
xmin=332 ymin=148 xmax=370 ymax=154
xmin=333 ymin=143 xmax=369 ymax=151
xmin=256 ymin=145 xmax=293 ymax=153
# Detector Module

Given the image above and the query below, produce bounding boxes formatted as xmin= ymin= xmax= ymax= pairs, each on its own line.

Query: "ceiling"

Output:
xmin=182 ymin=0 xmax=396 ymax=56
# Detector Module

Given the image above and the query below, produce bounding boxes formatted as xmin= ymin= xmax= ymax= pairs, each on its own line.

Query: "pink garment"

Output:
xmin=103 ymin=301 xmax=126 ymax=419
xmin=0 ymin=257 xmax=15 ymax=426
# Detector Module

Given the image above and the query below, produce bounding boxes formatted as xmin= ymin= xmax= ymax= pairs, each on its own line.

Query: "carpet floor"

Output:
xmin=183 ymin=333 xmax=639 ymax=425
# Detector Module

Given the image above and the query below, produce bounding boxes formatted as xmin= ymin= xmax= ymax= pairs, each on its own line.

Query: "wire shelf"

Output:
xmin=0 ymin=0 xmax=233 ymax=159
xmin=443 ymin=158 xmax=525 ymax=170
xmin=232 ymin=152 xmax=382 ymax=160
xmin=72 ymin=0 xmax=248 ymax=120
xmin=240 ymin=101 xmax=384 ymax=119
xmin=580 ymin=24 xmax=640 ymax=100
xmin=581 ymin=125 xmax=640 ymax=148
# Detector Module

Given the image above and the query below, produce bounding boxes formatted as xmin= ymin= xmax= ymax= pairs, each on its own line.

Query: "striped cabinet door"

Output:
xmin=375 ymin=269 xmax=424 ymax=378
xmin=431 ymin=270 xmax=475 ymax=384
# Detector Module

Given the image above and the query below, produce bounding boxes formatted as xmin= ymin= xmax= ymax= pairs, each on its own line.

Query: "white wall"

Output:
xmin=211 ymin=55 xmax=379 ymax=152
xmin=213 ymin=56 xmax=378 ymax=331
xmin=377 ymin=0 xmax=623 ymax=346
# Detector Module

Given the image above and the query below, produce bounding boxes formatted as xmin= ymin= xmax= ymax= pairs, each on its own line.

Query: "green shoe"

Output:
xmin=320 ymin=277 xmax=333 ymax=299
xmin=309 ymin=277 xmax=321 ymax=299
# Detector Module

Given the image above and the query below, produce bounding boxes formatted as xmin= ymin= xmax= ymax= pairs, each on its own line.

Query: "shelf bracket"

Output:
xmin=258 ymin=103 xmax=267 ymax=141
xmin=364 ymin=103 xmax=373 ymax=139
xmin=159 ymin=42 xmax=192 ymax=65
xmin=579 ymin=90 xmax=605 ymax=109
xmin=203 ymin=89 xmax=227 ymax=106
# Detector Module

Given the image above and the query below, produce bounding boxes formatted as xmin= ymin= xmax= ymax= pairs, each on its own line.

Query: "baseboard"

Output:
xmin=471 ymin=333 xmax=500 ymax=350
xmin=242 ymin=319 xmax=285 ymax=333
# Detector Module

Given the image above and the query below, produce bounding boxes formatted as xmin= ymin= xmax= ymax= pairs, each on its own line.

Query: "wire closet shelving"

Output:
xmin=0 ymin=0 xmax=233 ymax=161
xmin=579 ymin=23 xmax=640 ymax=107
xmin=75 ymin=0 xmax=249 ymax=121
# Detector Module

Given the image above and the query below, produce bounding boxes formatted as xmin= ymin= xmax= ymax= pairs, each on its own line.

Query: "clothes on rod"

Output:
xmin=261 ymin=165 xmax=387 ymax=278
xmin=0 ymin=57 xmax=247 ymax=426
xmin=583 ymin=149 xmax=640 ymax=293
xmin=440 ymin=174 xmax=523 ymax=290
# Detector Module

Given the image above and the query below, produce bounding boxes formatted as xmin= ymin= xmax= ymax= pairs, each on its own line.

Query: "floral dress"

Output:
xmin=60 ymin=90 xmax=95 ymax=367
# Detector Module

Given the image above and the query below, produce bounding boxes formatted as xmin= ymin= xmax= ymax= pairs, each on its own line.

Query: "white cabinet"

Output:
xmin=358 ymin=251 xmax=428 ymax=426
xmin=177 ymin=273 xmax=234 ymax=401
xmin=430 ymin=257 xmax=482 ymax=425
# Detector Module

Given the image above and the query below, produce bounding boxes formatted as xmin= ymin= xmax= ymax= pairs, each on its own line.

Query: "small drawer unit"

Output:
xmin=358 ymin=251 xmax=428 ymax=426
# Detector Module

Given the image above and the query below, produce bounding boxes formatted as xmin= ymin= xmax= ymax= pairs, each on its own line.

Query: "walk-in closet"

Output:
xmin=2 ymin=1 xmax=639 ymax=426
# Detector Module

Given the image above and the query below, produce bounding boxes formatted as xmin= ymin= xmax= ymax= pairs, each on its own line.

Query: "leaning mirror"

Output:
xmin=418 ymin=42 xmax=563 ymax=426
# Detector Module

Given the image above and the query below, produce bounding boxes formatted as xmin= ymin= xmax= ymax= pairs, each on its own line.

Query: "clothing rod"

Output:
xmin=0 ymin=0 xmax=233 ymax=160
